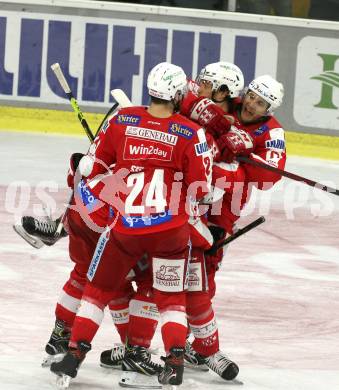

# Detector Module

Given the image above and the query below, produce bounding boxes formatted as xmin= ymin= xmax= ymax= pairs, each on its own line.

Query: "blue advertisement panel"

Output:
xmin=0 ymin=10 xmax=277 ymax=106
xmin=0 ymin=1 xmax=338 ymax=135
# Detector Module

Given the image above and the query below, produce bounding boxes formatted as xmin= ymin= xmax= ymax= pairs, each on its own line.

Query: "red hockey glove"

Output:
xmin=67 ymin=152 xmax=85 ymax=188
xmin=216 ymin=127 xmax=255 ymax=163
xmin=182 ymin=96 xmax=233 ymax=138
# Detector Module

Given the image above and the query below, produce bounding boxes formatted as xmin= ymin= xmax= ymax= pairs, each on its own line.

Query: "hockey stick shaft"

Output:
xmin=237 ymin=155 xmax=339 ymax=196
xmin=55 ymin=97 xmax=118 ymax=236
xmin=51 ymin=83 xmax=128 ymax=235
xmin=51 ymin=63 xmax=96 ymax=235
xmin=205 ymin=216 xmax=266 ymax=255
xmin=51 ymin=63 xmax=94 ymax=142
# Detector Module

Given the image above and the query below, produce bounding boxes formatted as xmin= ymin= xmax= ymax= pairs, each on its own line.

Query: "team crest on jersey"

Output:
xmin=115 ymin=114 xmax=141 ymax=125
xmin=168 ymin=123 xmax=193 ymax=139
xmin=194 ymin=141 xmax=209 ymax=156
xmin=254 ymin=124 xmax=269 ymax=136
xmin=265 ymin=139 xmax=285 ymax=150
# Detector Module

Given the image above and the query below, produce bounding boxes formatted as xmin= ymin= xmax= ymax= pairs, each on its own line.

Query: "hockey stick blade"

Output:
xmin=13 ymin=224 xmax=44 ymax=249
xmin=237 ymin=156 xmax=339 ymax=196
xmin=51 ymin=62 xmax=94 ymax=142
xmin=205 ymin=216 xmax=265 ymax=255
xmin=111 ymin=89 xmax=133 ymax=108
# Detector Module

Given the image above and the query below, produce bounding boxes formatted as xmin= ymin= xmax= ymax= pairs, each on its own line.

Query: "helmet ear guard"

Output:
xmin=147 ymin=62 xmax=188 ymax=102
xmin=247 ymin=75 xmax=284 ymax=114
xmin=197 ymin=61 xmax=244 ymax=98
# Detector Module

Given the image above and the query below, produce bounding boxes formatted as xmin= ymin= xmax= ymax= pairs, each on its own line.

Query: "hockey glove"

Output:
xmin=182 ymin=96 xmax=233 ymax=138
xmin=216 ymin=127 xmax=255 ymax=163
xmin=67 ymin=152 xmax=85 ymax=188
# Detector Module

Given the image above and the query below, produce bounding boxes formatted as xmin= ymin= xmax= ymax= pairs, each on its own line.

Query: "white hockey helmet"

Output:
xmin=147 ymin=62 xmax=187 ymax=101
xmin=197 ymin=61 xmax=244 ymax=97
xmin=248 ymin=75 xmax=284 ymax=114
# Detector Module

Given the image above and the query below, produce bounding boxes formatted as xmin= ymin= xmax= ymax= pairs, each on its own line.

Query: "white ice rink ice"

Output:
xmin=1 ymin=131 xmax=339 ymax=390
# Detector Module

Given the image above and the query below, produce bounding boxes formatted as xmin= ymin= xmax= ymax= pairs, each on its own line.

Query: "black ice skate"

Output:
xmin=42 ymin=319 xmax=71 ymax=367
xmin=119 ymin=344 xmax=163 ymax=388
xmin=158 ymin=346 xmax=185 ymax=386
xmin=184 ymin=340 xmax=209 ymax=371
xmin=21 ymin=215 xmax=68 ymax=246
xmin=122 ymin=344 xmax=162 ymax=376
xmin=50 ymin=340 xmax=91 ymax=389
xmin=204 ymin=350 xmax=240 ymax=381
xmin=100 ymin=343 xmax=125 ymax=369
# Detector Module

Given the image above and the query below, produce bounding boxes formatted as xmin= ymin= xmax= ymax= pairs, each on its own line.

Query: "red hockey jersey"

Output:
xmin=82 ymin=106 xmax=211 ymax=234
xmin=209 ymin=102 xmax=286 ymax=233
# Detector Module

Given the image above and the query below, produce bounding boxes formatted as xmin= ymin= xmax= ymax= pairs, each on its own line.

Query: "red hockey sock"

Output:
xmin=69 ymin=283 xmax=116 ymax=347
xmin=108 ymin=299 xmax=130 ymax=344
xmin=55 ymin=270 xmax=86 ymax=329
xmin=128 ymin=294 xmax=159 ymax=348
xmin=187 ymin=291 xmax=219 ymax=356
xmin=154 ymin=290 xmax=187 ymax=353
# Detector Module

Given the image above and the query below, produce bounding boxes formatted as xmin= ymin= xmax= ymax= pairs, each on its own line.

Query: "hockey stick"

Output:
xmin=237 ymin=155 xmax=339 ymax=196
xmin=111 ymin=88 xmax=133 ymax=108
xmin=50 ymin=63 xmax=96 ymax=236
xmin=12 ymin=83 xmax=123 ymax=247
xmin=50 ymin=66 xmax=124 ymax=236
xmin=109 ymin=89 xmax=339 ymax=197
xmin=205 ymin=216 xmax=265 ymax=255
xmin=51 ymin=63 xmax=95 ymax=142
xmin=53 ymin=87 xmax=131 ymax=236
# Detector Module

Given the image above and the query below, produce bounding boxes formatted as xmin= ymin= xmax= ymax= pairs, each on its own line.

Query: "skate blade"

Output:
xmin=56 ymin=374 xmax=71 ymax=389
xmin=42 ymin=353 xmax=66 ymax=367
xmin=184 ymin=361 xmax=209 ymax=371
xmin=119 ymin=371 xmax=162 ymax=389
xmin=230 ymin=378 xmax=244 ymax=385
xmin=13 ymin=224 xmax=44 ymax=249
xmin=100 ymin=362 xmax=122 ymax=369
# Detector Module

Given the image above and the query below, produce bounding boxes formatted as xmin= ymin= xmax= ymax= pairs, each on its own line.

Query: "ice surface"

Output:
xmin=1 ymin=131 xmax=339 ymax=389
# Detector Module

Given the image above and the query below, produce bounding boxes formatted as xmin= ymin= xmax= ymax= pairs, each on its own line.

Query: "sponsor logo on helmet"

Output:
xmin=168 ymin=123 xmax=193 ymax=139
xmin=163 ymin=71 xmax=182 ymax=81
xmin=121 ymin=210 xmax=172 ymax=228
xmin=115 ymin=114 xmax=141 ymax=125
